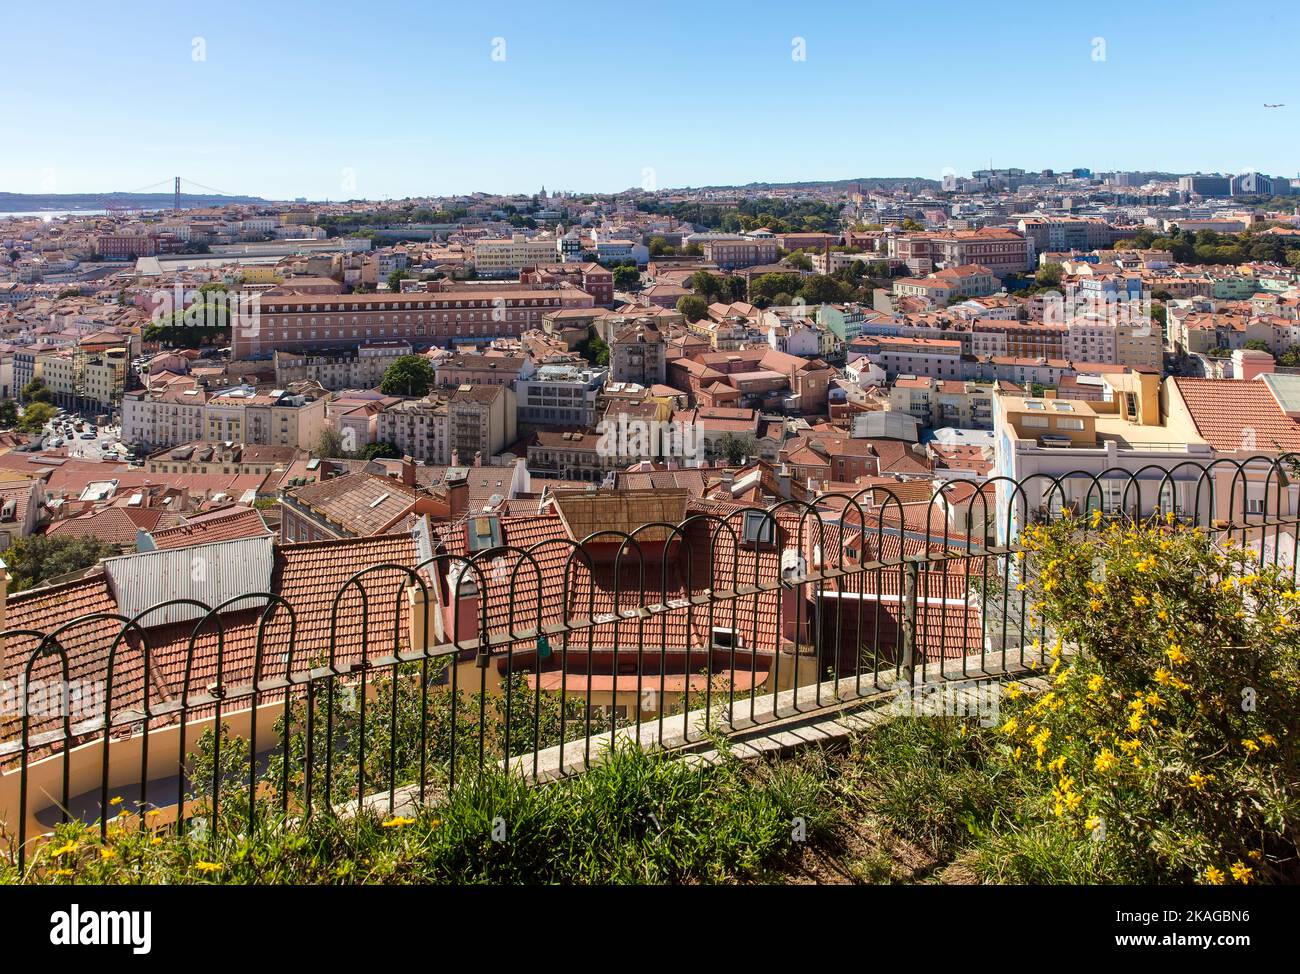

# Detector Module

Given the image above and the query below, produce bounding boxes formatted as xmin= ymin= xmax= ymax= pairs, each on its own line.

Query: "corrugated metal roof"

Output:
xmin=102 ymin=536 xmax=275 ymax=626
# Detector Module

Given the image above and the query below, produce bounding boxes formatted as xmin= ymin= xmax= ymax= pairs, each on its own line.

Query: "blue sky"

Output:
xmin=3 ymin=0 xmax=1294 ymax=200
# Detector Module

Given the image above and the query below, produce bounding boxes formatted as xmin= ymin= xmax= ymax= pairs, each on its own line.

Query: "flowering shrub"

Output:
xmin=998 ymin=515 xmax=1299 ymax=883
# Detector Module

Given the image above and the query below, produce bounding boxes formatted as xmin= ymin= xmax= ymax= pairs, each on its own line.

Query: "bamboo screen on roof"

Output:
xmin=549 ymin=488 xmax=690 ymax=543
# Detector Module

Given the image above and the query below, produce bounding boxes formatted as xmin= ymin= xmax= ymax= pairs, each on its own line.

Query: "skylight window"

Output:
xmin=466 ymin=515 xmax=501 ymax=553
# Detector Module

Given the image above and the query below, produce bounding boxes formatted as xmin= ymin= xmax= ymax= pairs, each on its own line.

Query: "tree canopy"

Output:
xmin=380 ymin=355 xmax=436 ymax=397
xmin=1 ymin=535 xmax=118 ymax=592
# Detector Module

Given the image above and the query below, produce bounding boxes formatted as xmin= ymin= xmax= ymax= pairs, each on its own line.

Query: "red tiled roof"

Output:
xmin=148 ymin=507 xmax=271 ymax=550
xmin=45 ymin=505 xmax=180 ymax=545
xmin=1173 ymin=377 xmax=1300 ymax=452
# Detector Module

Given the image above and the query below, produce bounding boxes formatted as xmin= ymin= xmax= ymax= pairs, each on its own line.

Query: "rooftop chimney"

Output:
xmin=446 ymin=470 xmax=469 ymax=517
xmin=473 ymin=451 xmax=483 ymax=467
xmin=401 ymin=455 xmax=417 ymax=487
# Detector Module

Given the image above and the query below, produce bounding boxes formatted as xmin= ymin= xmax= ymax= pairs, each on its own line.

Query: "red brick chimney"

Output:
xmin=446 ymin=470 xmax=469 ymax=517
xmin=401 ymin=455 xmax=417 ymax=487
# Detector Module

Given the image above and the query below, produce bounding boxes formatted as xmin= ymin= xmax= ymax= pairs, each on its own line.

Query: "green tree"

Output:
xmin=1 ymin=535 xmax=118 ymax=592
xmin=387 ymin=269 xmax=411 ymax=292
xmin=359 ymin=441 xmax=401 ymax=461
xmin=583 ymin=335 xmax=611 ymax=367
xmin=797 ymin=275 xmax=849 ymax=305
xmin=18 ymin=402 xmax=56 ymax=433
xmin=785 ymin=250 xmax=814 ymax=272
xmin=676 ymin=294 xmax=709 ymax=323
xmin=21 ymin=378 xmax=53 ymax=405
xmin=380 ymin=355 xmax=436 ymax=397
xmin=613 ymin=265 xmax=641 ymax=291
xmin=1035 ymin=263 xmax=1064 ymax=288
xmin=688 ymin=270 xmax=726 ymax=303
xmin=715 ymin=432 xmax=759 ymax=464
xmin=313 ymin=427 xmax=347 ymax=459
xmin=0 ymin=399 xmax=18 ymax=428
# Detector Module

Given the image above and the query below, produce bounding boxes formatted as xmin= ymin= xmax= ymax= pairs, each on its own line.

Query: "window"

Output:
xmin=742 ymin=511 xmax=775 ymax=544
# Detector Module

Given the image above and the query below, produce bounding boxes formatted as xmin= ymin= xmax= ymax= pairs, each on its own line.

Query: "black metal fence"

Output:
xmin=2 ymin=458 xmax=1298 ymax=866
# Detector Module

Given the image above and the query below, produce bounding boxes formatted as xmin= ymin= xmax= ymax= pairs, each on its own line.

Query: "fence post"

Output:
xmin=901 ymin=557 xmax=919 ymax=686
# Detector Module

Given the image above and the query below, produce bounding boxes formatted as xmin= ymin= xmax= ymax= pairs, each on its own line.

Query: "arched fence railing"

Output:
xmin=1 ymin=456 xmax=1298 ymax=865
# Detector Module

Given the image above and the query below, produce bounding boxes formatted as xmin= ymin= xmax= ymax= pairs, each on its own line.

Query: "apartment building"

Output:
xmin=888 ymin=377 xmax=995 ymax=429
xmin=122 ymin=383 xmax=325 ymax=452
xmin=81 ymin=348 xmax=128 ymax=412
xmin=609 ymin=320 xmax=667 ymax=386
xmin=231 ymin=287 xmax=594 ymax=357
xmin=435 ymin=352 xmax=533 ymax=389
xmin=892 ymin=264 xmax=997 ymax=304
xmin=203 ymin=387 xmax=327 ymax=448
xmin=272 ymin=341 xmax=413 ymax=391
xmin=701 ymin=237 xmax=779 ymax=270
xmin=377 ymin=396 xmax=450 ymax=464
xmin=527 ymin=430 xmax=617 ymax=482
xmin=448 ymin=383 xmax=517 ymax=462
xmin=515 ymin=363 xmax=607 ymax=428
xmin=519 ymin=263 xmax=615 ymax=306
xmin=145 ymin=441 xmax=302 ymax=476
xmin=992 ymin=371 xmax=1220 ymax=542
xmin=856 ymin=336 xmax=966 ymax=380
xmin=970 ymin=321 xmax=1067 ymax=359
xmin=473 ymin=234 xmax=559 ymax=276
xmin=890 ymin=228 xmax=1032 ymax=277
xmin=94 ymin=234 xmax=158 ymax=259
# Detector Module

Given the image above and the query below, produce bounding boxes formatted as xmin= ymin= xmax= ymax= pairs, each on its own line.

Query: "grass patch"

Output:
xmin=2 ymin=741 xmax=836 ymax=885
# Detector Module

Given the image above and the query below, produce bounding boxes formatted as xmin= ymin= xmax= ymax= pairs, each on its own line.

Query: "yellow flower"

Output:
xmin=1156 ymin=609 xmax=1168 ymax=622
xmin=1259 ymin=732 xmax=1278 ymax=748
xmin=109 ymin=796 xmax=124 ymax=807
xmin=50 ymin=841 xmax=78 ymax=857
xmin=1241 ymin=739 xmax=1260 ymax=754
xmin=999 ymin=717 xmax=1019 ymax=736
xmin=99 ymin=847 xmax=117 ymax=861
xmin=1085 ymin=815 xmax=1101 ymax=832
xmin=1005 ymin=683 xmax=1022 ymax=700
xmin=382 ymin=815 xmax=416 ymax=828
xmin=150 ymin=837 xmax=163 ymax=846
xmin=1087 ymin=674 xmax=1104 ymax=693
xmin=194 ymin=861 xmax=223 ymax=874
xmin=1153 ymin=667 xmax=1171 ymax=684
xmin=1230 ymin=861 xmax=1253 ymax=884
xmin=1187 ymin=771 xmax=1210 ymax=790
xmin=1094 ymin=749 xmax=1118 ymax=773
xmin=1165 ymin=644 xmax=1187 ymax=665
xmin=50 ymin=868 xmax=74 ymax=878
xmin=1048 ymin=755 xmax=1066 ymax=773
xmin=1016 ymin=583 xmax=1027 ymax=592
xmin=1204 ymin=865 xmax=1226 ymax=885
xmin=1089 ymin=598 xmax=1103 ymax=612
xmin=1090 ymin=509 xmax=1103 ymax=528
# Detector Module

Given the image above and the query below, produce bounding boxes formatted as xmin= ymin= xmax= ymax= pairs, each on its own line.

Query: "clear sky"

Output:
xmin=3 ymin=0 xmax=1294 ymax=201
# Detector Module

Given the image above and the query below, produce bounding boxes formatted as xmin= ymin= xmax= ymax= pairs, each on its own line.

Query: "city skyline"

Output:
xmin=3 ymin=0 xmax=1296 ymax=200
